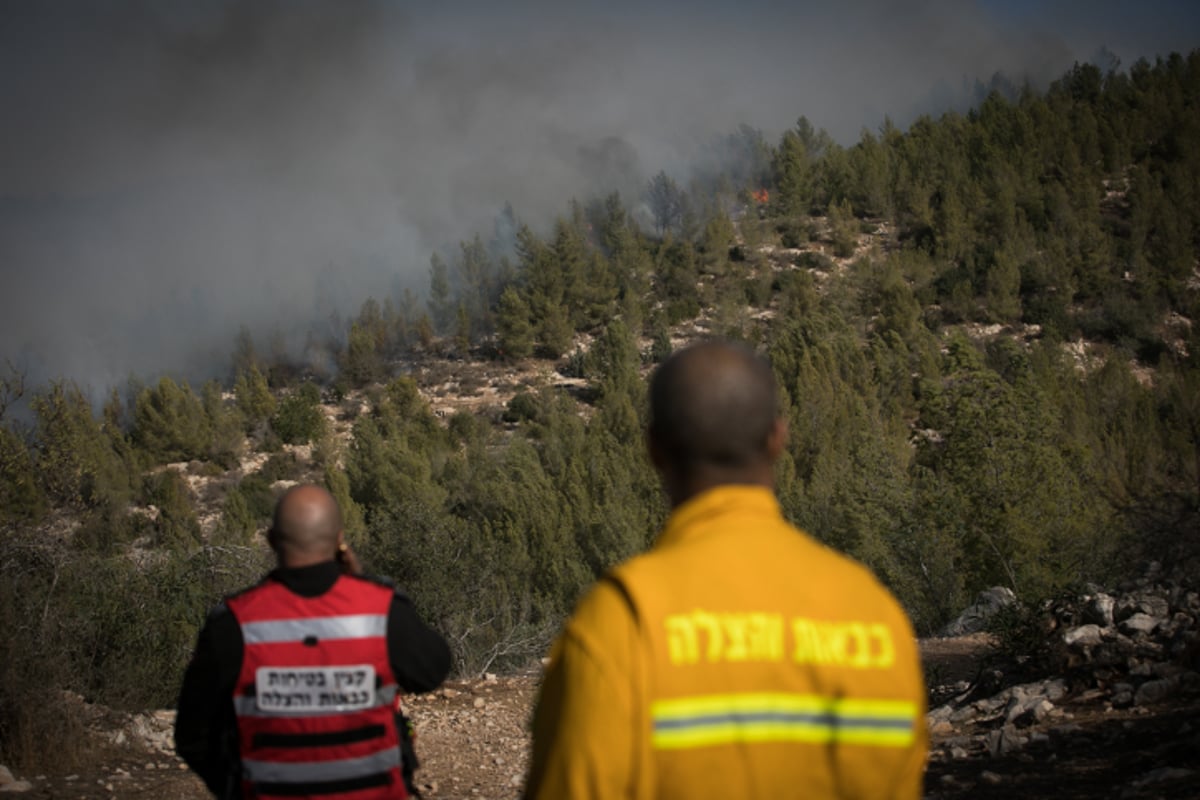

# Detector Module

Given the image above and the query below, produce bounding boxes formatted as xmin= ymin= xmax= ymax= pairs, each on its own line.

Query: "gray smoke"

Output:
xmin=1 ymin=0 xmax=1195 ymax=392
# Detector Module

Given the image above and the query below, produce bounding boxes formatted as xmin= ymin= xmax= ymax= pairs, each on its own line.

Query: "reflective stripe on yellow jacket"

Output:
xmin=525 ymin=486 xmax=928 ymax=800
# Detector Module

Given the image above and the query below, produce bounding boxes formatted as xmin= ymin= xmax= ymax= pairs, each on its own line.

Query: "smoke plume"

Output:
xmin=1 ymin=0 xmax=1195 ymax=391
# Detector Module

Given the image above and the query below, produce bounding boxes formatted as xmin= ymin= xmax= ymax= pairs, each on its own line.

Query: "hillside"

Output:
xmin=2 ymin=53 xmax=1200 ymax=792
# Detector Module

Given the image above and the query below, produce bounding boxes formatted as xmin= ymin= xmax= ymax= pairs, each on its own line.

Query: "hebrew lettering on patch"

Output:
xmin=666 ymin=616 xmax=700 ymax=665
xmin=665 ymin=611 xmax=785 ymax=665
xmin=791 ymin=618 xmax=897 ymax=669
xmin=254 ymin=665 xmax=377 ymax=713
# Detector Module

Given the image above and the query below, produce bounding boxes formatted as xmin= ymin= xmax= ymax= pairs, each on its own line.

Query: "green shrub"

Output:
xmin=71 ymin=502 xmax=147 ymax=553
xmin=503 ymin=391 xmax=540 ymax=424
xmin=215 ymin=487 xmax=259 ymax=544
xmin=448 ymin=411 xmax=479 ymax=442
xmin=234 ymin=366 xmax=276 ymax=430
xmin=795 ymin=250 xmax=835 ymax=271
xmin=0 ymin=426 xmax=45 ymax=524
xmin=649 ymin=327 xmax=673 ymax=364
xmin=0 ymin=536 xmax=269 ymax=770
xmin=776 ymin=218 xmax=812 ymax=248
xmin=132 ymin=377 xmax=211 ymax=463
xmin=271 ymin=383 xmax=326 ymax=445
xmin=236 ymin=473 xmax=277 ymax=520
xmin=260 ymin=452 xmax=301 ymax=483
xmin=143 ymin=469 xmax=202 ymax=549
xmin=559 ymin=349 xmax=587 ymax=379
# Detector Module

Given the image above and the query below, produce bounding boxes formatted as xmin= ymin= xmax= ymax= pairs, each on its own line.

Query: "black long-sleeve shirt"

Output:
xmin=174 ymin=561 xmax=452 ymax=798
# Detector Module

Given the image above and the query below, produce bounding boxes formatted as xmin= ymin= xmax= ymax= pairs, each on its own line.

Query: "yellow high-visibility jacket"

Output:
xmin=525 ymin=485 xmax=927 ymax=799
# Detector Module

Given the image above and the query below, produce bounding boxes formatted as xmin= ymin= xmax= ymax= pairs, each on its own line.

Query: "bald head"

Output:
xmin=270 ymin=484 xmax=344 ymax=566
xmin=649 ymin=340 xmax=782 ymax=492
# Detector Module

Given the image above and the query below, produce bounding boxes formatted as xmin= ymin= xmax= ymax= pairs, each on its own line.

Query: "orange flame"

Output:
xmin=752 ymin=188 xmax=769 ymax=204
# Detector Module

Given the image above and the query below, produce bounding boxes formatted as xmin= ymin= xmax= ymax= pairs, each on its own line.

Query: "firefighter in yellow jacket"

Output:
xmin=524 ymin=340 xmax=927 ymax=799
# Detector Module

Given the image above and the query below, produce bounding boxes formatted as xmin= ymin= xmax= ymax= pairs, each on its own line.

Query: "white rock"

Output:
xmin=1084 ymin=593 xmax=1116 ymax=627
xmin=940 ymin=587 xmax=1017 ymax=636
xmin=0 ymin=780 xmax=33 ymax=793
xmin=1063 ymin=624 xmax=1105 ymax=647
xmin=1041 ymin=678 xmax=1068 ymax=702
xmin=1120 ymin=613 xmax=1159 ymax=635
xmin=929 ymin=720 xmax=954 ymax=736
xmin=986 ymin=724 xmax=1026 ymax=757
xmin=953 ymin=705 xmax=984 ymax=724
xmin=0 ymin=768 xmax=12 ymax=786
xmin=927 ymin=704 xmax=954 ymax=724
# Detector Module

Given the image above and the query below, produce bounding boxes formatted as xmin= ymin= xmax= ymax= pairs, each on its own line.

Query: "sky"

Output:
xmin=1 ymin=0 xmax=1197 ymax=393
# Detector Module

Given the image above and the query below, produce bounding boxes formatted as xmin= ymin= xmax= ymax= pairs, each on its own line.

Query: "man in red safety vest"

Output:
xmin=176 ymin=484 xmax=451 ymax=799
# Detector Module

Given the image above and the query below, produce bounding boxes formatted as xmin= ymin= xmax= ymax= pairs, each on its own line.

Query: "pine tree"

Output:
xmin=234 ymin=365 xmax=276 ymax=432
xmin=773 ymin=129 xmax=813 ymax=217
xmin=496 ymin=286 xmax=534 ymax=358
xmin=271 ymin=383 xmax=327 ymax=445
xmin=646 ymin=171 xmax=684 ymax=235
xmin=33 ymin=382 xmax=134 ymax=509
xmin=0 ymin=425 xmax=45 ymax=524
xmin=428 ymin=253 xmax=453 ymax=334
xmin=202 ymin=380 xmax=244 ymax=467
xmin=230 ymin=325 xmax=260 ymax=377
xmin=133 ymin=377 xmax=211 ymax=463
xmin=457 ymin=234 xmax=494 ymax=336
xmin=700 ymin=208 xmax=735 ymax=274
xmin=454 ymin=302 xmax=472 ymax=356
xmin=342 ymin=321 xmax=387 ymax=388
xmin=984 ymin=247 xmax=1022 ymax=323
xmin=553 ymin=218 xmax=591 ymax=329
xmin=829 ymin=198 xmax=858 ymax=258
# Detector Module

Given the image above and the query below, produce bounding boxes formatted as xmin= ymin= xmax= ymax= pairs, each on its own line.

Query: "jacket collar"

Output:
xmin=656 ymin=485 xmax=782 ymax=549
xmin=269 ymin=560 xmax=341 ymax=598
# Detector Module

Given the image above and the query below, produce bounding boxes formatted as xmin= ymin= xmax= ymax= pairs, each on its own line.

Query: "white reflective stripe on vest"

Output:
xmin=240 ymin=614 xmax=388 ymax=644
xmin=233 ymin=683 xmax=399 ymax=718
xmin=242 ymin=745 xmax=402 ymax=784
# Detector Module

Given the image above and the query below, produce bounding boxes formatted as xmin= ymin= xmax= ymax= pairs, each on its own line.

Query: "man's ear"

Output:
xmin=766 ymin=417 xmax=789 ymax=461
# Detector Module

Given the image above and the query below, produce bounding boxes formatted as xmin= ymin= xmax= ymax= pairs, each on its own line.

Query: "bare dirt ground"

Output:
xmin=10 ymin=637 xmax=1199 ymax=799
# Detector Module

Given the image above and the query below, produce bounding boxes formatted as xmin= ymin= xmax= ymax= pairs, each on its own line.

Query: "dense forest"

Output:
xmin=2 ymin=53 xmax=1199 ymax=769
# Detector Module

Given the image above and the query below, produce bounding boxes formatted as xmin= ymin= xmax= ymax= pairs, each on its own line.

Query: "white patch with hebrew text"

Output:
xmin=254 ymin=665 xmax=376 ymax=713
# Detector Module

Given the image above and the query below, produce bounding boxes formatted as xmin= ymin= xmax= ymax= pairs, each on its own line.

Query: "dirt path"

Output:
xmin=11 ymin=636 xmax=1199 ymax=799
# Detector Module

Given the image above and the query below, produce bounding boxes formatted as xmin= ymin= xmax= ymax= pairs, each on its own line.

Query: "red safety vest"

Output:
xmin=226 ymin=574 xmax=407 ymax=799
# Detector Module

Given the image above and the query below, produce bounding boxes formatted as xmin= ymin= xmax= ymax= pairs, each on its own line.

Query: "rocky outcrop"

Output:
xmin=0 ymin=765 xmax=32 ymax=793
xmin=1048 ymin=565 xmax=1200 ymax=699
xmin=926 ymin=565 xmax=1200 ymax=795
xmin=939 ymin=587 xmax=1017 ymax=637
xmin=105 ymin=710 xmax=177 ymax=755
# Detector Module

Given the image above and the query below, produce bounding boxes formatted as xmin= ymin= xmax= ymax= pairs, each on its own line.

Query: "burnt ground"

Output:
xmin=925 ymin=699 xmax=1200 ymax=799
xmin=8 ymin=637 xmax=1200 ymax=799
